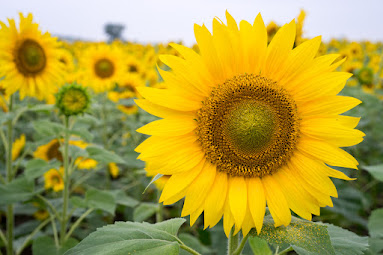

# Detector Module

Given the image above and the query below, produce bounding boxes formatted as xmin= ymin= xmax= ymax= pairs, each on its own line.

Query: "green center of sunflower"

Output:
xmin=16 ymin=39 xmax=46 ymax=76
xmin=357 ymin=67 xmax=374 ymax=85
xmin=95 ymin=58 xmax=115 ymax=78
xmin=56 ymin=85 xmax=90 ymax=116
xmin=224 ymin=101 xmax=277 ymax=155
xmin=196 ymin=74 xmax=300 ymax=178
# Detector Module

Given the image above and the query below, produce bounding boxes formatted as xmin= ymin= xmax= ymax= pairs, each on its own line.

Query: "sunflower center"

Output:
xmin=47 ymin=141 xmax=63 ymax=162
xmin=94 ymin=58 xmax=115 ymax=78
xmin=128 ymin=64 xmax=138 ymax=73
xmin=224 ymin=101 xmax=277 ymax=155
xmin=16 ymin=39 xmax=46 ymax=76
xmin=196 ymin=74 xmax=300 ymax=178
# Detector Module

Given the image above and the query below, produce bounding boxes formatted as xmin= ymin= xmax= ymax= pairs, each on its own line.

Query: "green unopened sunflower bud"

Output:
xmin=56 ymin=83 xmax=90 ymax=116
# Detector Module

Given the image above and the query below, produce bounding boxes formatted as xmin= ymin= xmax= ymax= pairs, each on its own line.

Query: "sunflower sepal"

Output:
xmin=55 ymin=83 xmax=91 ymax=116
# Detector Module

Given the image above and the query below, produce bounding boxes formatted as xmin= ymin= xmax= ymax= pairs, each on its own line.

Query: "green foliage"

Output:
xmin=248 ymin=236 xmax=272 ymax=255
xmin=368 ymin=209 xmax=383 ymax=238
xmin=363 ymin=165 xmax=383 ymax=182
xmin=32 ymin=236 xmax=78 ymax=255
xmin=0 ymin=177 xmax=37 ymax=205
xmin=64 ymin=218 xmax=186 ymax=255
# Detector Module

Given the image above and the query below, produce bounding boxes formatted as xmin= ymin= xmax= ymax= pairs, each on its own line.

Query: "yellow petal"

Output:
xmin=264 ymin=20 xmax=296 ymax=79
xmin=203 ymin=171 xmax=228 ymax=229
xmin=298 ymin=137 xmax=359 ymax=169
xmin=136 ymin=117 xmax=196 ymax=137
xmin=263 ymin=175 xmax=291 ymax=227
xmin=160 ymin=159 xmax=205 ymax=203
xmin=299 ymin=96 xmax=361 ymax=116
xmin=228 ymin=176 xmax=247 ymax=228
xmin=247 ymin=177 xmax=266 ymax=234
xmin=137 ymin=87 xmax=201 ymax=111
xmin=181 ymin=161 xmax=216 ymax=216
xmin=135 ymin=99 xmax=195 ymax=119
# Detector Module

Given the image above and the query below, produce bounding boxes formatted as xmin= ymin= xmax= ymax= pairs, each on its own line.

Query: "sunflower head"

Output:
xmin=0 ymin=13 xmax=65 ymax=100
xmin=357 ymin=67 xmax=374 ymax=85
xmin=44 ymin=167 xmax=64 ymax=192
xmin=56 ymin=83 xmax=90 ymax=116
xmin=136 ymin=11 xmax=364 ymax=237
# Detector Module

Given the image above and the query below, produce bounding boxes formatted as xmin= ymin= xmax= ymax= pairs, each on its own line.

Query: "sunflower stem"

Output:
xmin=179 ymin=244 xmax=201 ymax=255
xmin=156 ymin=189 xmax=163 ymax=222
xmin=100 ymin=94 xmax=111 ymax=189
xmin=232 ymin=233 xmax=249 ymax=255
xmin=227 ymin=229 xmax=240 ymax=255
xmin=60 ymin=116 xmax=71 ymax=246
xmin=6 ymin=95 xmax=14 ymax=255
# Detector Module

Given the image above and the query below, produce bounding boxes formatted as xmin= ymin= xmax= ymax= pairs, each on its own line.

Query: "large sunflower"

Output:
xmin=0 ymin=13 xmax=64 ymax=100
xmin=79 ymin=43 xmax=124 ymax=93
xmin=135 ymin=12 xmax=364 ymax=237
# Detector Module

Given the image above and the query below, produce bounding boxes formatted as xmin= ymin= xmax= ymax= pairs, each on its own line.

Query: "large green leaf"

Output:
xmin=33 ymin=120 xmax=65 ymax=137
xmin=248 ymin=236 xmax=272 ymax=255
xmin=368 ymin=208 xmax=383 ymax=238
xmin=108 ymin=190 xmax=139 ymax=208
xmin=178 ymin=233 xmax=213 ymax=255
xmin=0 ymin=177 xmax=36 ymax=205
xmin=362 ymin=165 xmax=383 ymax=182
xmin=64 ymin=218 xmax=186 ymax=255
xmin=33 ymin=236 xmax=78 ymax=255
xmin=252 ymin=215 xmax=335 ymax=255
xmin=133 ymin=202 xmax=159 ymax=222
xmin=86 ymin=146 xmax=126 ymax=165
xmin=325 ymin=224 xmax=368 ymax=255
xmin=85 ymin=189 xmax=116 ymax=215
xmin=24 ymin=159 xmax=61 ymax=180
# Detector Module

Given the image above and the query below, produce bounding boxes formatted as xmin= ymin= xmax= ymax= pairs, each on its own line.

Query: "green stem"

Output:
xmin=37 ymin=194 xmax=61 ymax=221
xmin=16 ymin=218 xmax=50 ymax=255
xmin=6 ymin=95 xmax=14 ymax=255
xmin=156 ymin=190 xmax=163 ymax=222
xmin=64 ymin=208 xmax=93 ymax=241
xmin=232 ymin=233 xmax=249 ymax=255
xmin=60 ymin=116 xmax=70 ymax=246
xmin=100 ymin=94 xmax=111 ymax=189
xmin=227 ymin=229 xmax=240 ymax=255
xmin=179 ymin=244 xmax=202 ymax=255
xmin=0 ymin=229 xmax=7 ymax=249
xmin=50 ymin=213 xmax=59 ymax=248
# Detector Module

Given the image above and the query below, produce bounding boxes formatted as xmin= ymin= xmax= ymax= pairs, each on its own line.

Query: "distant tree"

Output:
xmin=104 ymin=23 xmax=125 ymax=42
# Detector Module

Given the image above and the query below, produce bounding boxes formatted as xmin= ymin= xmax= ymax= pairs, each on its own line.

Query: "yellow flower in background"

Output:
xmin=117 ymin=74 xmax=145 ymax=97
xmin=44 ymin=167 xmax=64 ymax=192
xmin=295 ymin=9 xmax=306 ymax=45
xmin=12 ymin=134 xmax=26 ymax=160
xmin=79 ymin=43 xmax=125 ymax=93
xmin=126 ymin=56 xmax=144 ymax=76
xmin=136 ymin=11 xmax=364 ymax=237
xmin=0 ymin=13 xmax=64 ymax=100
xmin=34 ymin=138 xmax=98 ymax=170
xmin=108 ymin=163 xmax=119 ymax=178
xmin=116 ymin=91 xmax=138 ymax=115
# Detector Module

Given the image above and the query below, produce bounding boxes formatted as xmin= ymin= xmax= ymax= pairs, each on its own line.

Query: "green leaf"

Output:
xmin=64 ymin=218 xmax=186 ymax=255
xmin=362 ymin=165 xmax=383 ymax=182
xmin=366 ymin=237 xmax=383 ymax=255
xmin=28 ymin=104 xmax=55 ymax=112
xmin=86 ymin=146 xmax=126 ymax=165
xmin=0 ymin=177 xmax=36 ymax=205
xmin=70 ymin=196 xmax=87 ymax=208
xmin=133 ymin=202 xmax=158 ymax=222
xmin=24 ymin=159 xmax=61 ymax=180
xmin=33 ymin=120 xmax=65 ymax=137
xmin=66 ymin=145 xmax=88 ymax=159
xmin=71 ymin=128 xmax=94 ymax=142
xmin=178 ymin=233 xmax=212 ymax=255
xmin=252 ymin=215 xmax=335 ymax=255
xmin=108 ymin=190 xmax=139 ymax=208
xmin=33 ymin=236 xmax=78 ymax=255
xmin=325 ymin=224 xmax=368 ymax=255
xmin=143 ymin=173 xmax=164 ymax=194
xmin=248 ymin=236 xmax=272 ymax=255
xmin=85 ymin=189 xmax=116 ymax=214
xmin=368 ymin=208 xmax=383 ymax=238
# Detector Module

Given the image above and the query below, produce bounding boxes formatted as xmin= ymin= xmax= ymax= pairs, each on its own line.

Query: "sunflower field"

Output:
xmin=0 ymin=9 xmax=382 ymax=255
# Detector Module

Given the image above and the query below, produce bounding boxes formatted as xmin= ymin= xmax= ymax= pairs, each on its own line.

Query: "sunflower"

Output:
xmin=79 ymin=43 xmax=124 ymax=93
xmin=44 ymin=167 xmax=64 ymax=192
xmin=135 ymin=12 xmax=364 ymax=237
xmin=0 ymin=13 xmax=64 ymax=100
xmin=12 ymin=134 xmax=26 ymax=160
xmin=108 ymin=163 xmax=120 ymax=178
xmin=117 ymin=74 xmax=145 ymax=97
xmin=34 ymin=138 xmax=97 ymax=170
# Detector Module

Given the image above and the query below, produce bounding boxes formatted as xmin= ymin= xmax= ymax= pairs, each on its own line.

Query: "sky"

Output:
xmin=1 ymin=0 xmax=383 ymax=45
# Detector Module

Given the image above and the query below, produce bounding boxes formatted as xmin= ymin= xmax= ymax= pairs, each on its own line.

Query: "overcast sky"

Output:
xmin=1 ymin=0 xmax=383 ymax=45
